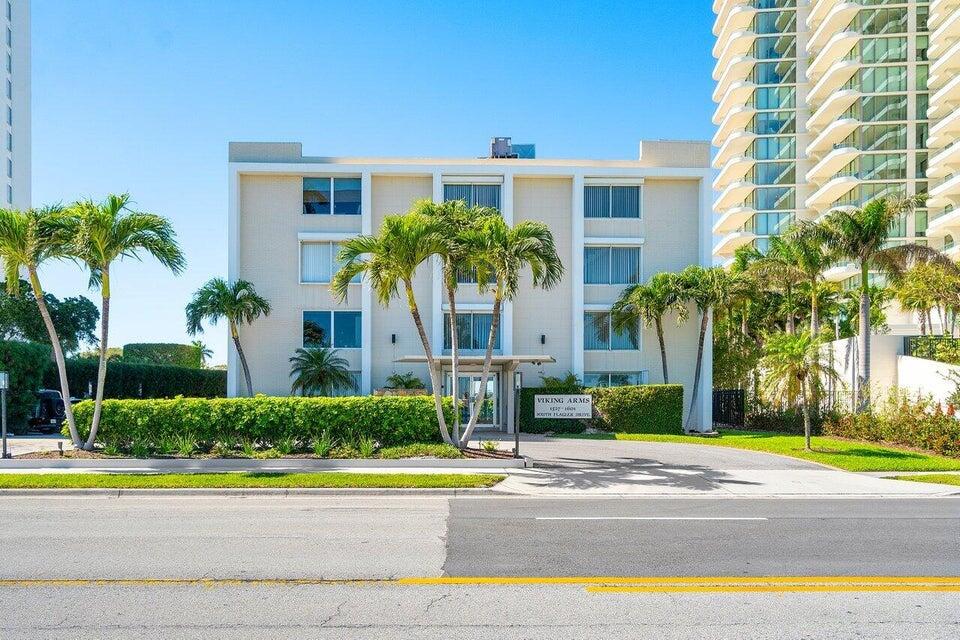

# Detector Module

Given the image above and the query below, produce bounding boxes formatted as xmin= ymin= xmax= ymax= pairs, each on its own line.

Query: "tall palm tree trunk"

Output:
xmin=685 ymin=310 xmax=709 ymax=432
xmin=810 ymin=289 xmax=820 ymax=338
xmin=405 ymin=280 xmax=454 ymax=446
xmin=460 ymin=291 xmax=502 ymax=447
xmin=231 ymin=322 xmax=253 ymax=397
xmin=800 ymin=377 xmax=812 ymax=451
xmin=919 ymin=309 xmax=927 ymax=336
xmin=84 ymin=270 xmax=110 ymax=450
xmin=655 ymin=317 xmax=669 ymax=383
xmin=857 ymin=266 xmax=871 ymax=413
xmin=28 ymin=268 xmax=81 ymax=447
xmin=445 ymin=271 xmax=461 ymax=443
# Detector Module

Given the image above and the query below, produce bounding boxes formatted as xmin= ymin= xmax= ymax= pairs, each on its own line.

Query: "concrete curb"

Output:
xmin=0 ymin=487 xmax=505 ymax=498
xmin=0 ymin=456 xmax=529 ymax=471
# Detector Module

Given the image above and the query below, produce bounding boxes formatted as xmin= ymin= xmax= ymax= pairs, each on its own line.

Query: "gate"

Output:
xmin=713 ymin=389 xmax=745 ymax=427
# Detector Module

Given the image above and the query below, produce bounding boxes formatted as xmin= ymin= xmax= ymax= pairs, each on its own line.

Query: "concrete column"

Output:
xmin=361 ymin=170 xmax=373 ymax=394
xmin=226 ymin=167 xmax=240 ymax=397
xmin=571 ymin=174 xmax=585 ymax=378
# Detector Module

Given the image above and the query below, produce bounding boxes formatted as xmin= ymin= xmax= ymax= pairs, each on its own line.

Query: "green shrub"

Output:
xmin=909 ymin=337 xmax=960 ymax=366
xmin=68 ymin=395 xmax=454 ymax=453
xmin=43 ymin=359 xmax=226 ymax=399
xmin=0 ymin=341 xmax=52 ymax=433
xmin=520 ymin=384 xmax=684 ymax=435
xmin=591 ymin=385 xmax=684 ymax=434
xmin=744 ymin=405 xmax=835 ymax=435
xmin=122 ymin=343 xmax=201 ymax=368
xmin=378 ymin=443 xmax=462 ymax=459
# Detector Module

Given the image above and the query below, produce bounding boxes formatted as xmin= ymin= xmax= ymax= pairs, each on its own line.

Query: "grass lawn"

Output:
xmin=551 ymin=431 xmax=960 ymax=472
xmin=0 ymin=472 xmax=505 ymax=490
xmin=888 ymin=474 xmax=960 ymax=487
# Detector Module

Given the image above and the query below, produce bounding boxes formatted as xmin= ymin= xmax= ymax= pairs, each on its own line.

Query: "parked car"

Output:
xmin=29 ymin=389 xmax=67 ymax=434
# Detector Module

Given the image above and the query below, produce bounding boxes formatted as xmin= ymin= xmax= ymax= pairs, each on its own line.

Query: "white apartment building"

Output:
xmin=712 ymin=0 xmax=959 ymax=283
xmin=227 ymin=140 xmax=715 ymax=432
xmin=5 ymin=0 xmax=28 ymax=209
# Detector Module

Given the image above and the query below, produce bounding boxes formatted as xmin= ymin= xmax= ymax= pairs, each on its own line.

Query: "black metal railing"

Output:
xmin=903 ymin=335 xmax=960 ymax=365
xmin=713 ymin=389 xmax=745 ymax=428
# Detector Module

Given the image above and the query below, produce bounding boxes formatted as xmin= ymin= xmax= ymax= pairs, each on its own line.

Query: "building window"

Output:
xmin=303 ymin=310 xmax=362 ymax=349
xmin=455 ymin=265 xmax=495 ymax=285
xmin=584 ymin=185 xmax=640 ymax=218
xmin=583 ymin=371 xmax=648 ymax=387
xmin=303 ymin=177 xmax=361 ymax=215
xmin=5 ymin=158 xmax=10 ymax=178
xmin=5 ymin=105 xmax=9 ymax=125
xmin=5 ymin=132 xmax=10 ymax=151
xmin=5 ymin=79 xmax=9 ymax=99
xmin=443 ymin=183 xmax=501 ymax=209
xmin=5 ymin=53 xmax=9 ymax=73
xmin=5 ymin=27 xmax=10 ymax=47
xmin=6 ymin=184 xmax=10 ymax=204
xmin=584 ymin=246 xmax=641 ymax=284
xmin=300 ymin=241 xmax=360 ymax=284
xmin=5 ymin=2 xmax=10 ymax=21
xmin=443 ymin=312 xmax=500 ymax=351
xmin=584 ymin=312 xmax=638 ymax=350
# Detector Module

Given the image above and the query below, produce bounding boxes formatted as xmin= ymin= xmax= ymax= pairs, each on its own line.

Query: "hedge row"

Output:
xmin=0 ymin=341 xmax=51 ymax=431
xmin=122 ymin=343 xmax=202 ymax=368
xmin=70 ymin=395 xmax=454 ymax=450
xmin=43 ymin=359 xmax=226 ymax=399
xmin=520 ymin=384 xmax=684 ymax=434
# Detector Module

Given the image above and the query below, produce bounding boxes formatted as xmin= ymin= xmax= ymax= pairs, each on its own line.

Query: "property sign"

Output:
xmin=534 ymin=394 xmax=593 ymax=419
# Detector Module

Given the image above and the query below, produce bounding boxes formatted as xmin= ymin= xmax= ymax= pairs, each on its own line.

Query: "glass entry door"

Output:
xmin=447 ymin=373 xmax=500 ymax=430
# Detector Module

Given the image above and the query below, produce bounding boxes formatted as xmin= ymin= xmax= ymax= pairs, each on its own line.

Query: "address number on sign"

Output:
xmin=534 ymin=394 xmax=593 ymax=419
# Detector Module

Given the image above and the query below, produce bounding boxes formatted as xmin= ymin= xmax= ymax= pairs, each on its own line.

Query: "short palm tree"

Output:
xmin=289 ymin=347 xmax=355 ymax=396
xmin=457 ymin=216 xmax=563 ymax=446
xmin=611 ymin=272 xmax=687 ymax=383
xmin=191 ymin=340 xmax=213 ymax=367
xmin=186 ymin=278 xmax=271 ymax=397
xmin=68 ymin=194 xmax=185 ymax=450
xmin=679 ymin=265 xmax=732 ymax=431
xmin=760 ymin=332 xmax=838 ymax=450
xmin=813 ymin=196 xmax=944 ymax=411
xmin=0 ymin=206 xmax=82 ymax=446
xmin=331 ymin=213 xmax=455 ymax=445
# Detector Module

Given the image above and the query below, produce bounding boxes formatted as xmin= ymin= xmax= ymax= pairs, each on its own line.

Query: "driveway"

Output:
xmin=477 ymin=434 xmax=956 ymax=497
xmin=2 ymin=434 xmax=71 ymax=457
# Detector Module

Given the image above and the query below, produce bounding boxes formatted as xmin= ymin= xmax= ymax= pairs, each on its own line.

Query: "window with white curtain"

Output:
xmin=300 ymin=241 xmax=360 ymax=284
xmin=584 ymin=312 xmax=638 ymax=350
xmin=584 ymin=246 xmax=641 ymax=284
xmin=443 ymin=184 xmax=501 ymax=210
xmin=584 ymin=185 xmax=641 ymax=218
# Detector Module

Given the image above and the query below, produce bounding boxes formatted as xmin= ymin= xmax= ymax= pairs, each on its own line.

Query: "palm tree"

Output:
xmin=679 ymin=265 xmax=731 ymax=431
xmin=289 ymin=347 xmax=355 ymax=396
xmin=331 ymin=212 xmax=455 ymax=445
xmin=754 ymin=228 xmax=835 ymax=337
xmin=0 ymin=206 xmax=82 ymax=446
xmin=813 ymin=196 xmax=944 ymax=411
xmin=611 ymin=272 xmax=687 ymax=383
xmin=67 ymin=194 xmax=185 ymax=450
xmin=760 ymin=332 xmax=838 ymax=450
xmin=191 ymin=340 xmax=213 ymax=367
xmin=186 ymin=278 xmax=271 ymax=397
xmin=457 ymin=216 xmax=563 ymax=446
xmin=413 ymin=199 xmax=498 ymax=442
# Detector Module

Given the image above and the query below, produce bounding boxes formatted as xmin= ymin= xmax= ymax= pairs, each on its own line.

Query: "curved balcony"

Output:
xmin=823 ymin=262 xmax=860 ymax=282
xmin=929 ymin=8 xmax=960 ymax=59
xmin=712 ymin=105 xmax=756 ymax=147
xmin=713 ymin=2 xmax=756 ymax=39
xmin=805 ymin=176 xmax=859 ymax=211
xmin=929 ymin=36 xmax=960 ymax=91
xmin=807 ymin=88 xmax=861 ymax=133
xmin=929 ymin=108 xmax=960 ymax=148
xmin=930 ymin=0 xmax=960 ymax=31
xmin=928 ymin=72 xmax=960 ymax=120
xmin=807 ymin=58 xmax=860 ymax=106
xmin=715 ymin=130 xmax=757 ymax=166
xmin=713 ymin=156 xmax=756 ymax=190
xmin=926 ymin=206 xmax=960 ymax=239
xmin=712 ymin=80 xmax=757 ymax=124
xmin=713 ymin=56 xmax=758 ymax=102
xmin=807 ymin=31 xmax=860 ymax=82
xmin=713 ymin=206 xmax=757 ymax=235
xmin=805 ymin=146 xmax=860 ymax=184
xmin=806 ymin=117 xmax=860 ymax=158
xmin=714 ymin=180 xmax=757 ymax=211
xmin=808 ymin=2 xmax=862 ymax=53
xmin=927 ymin=143 xmax=960 ymax=180
xmin=927 ymin=173 xmax=960 ymax=211
xmin=714 ymin=230 xmax=756 ymax=258
xmin=713 ymin=30 xmax=758 ymax=79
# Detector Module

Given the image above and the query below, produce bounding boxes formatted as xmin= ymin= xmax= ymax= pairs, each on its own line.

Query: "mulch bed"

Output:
xmin=17 ymin=447 xmax=520 ymax=461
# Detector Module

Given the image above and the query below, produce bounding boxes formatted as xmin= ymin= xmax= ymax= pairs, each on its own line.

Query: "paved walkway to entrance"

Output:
xmin=474 ymin=434 xmax=956 ymax=497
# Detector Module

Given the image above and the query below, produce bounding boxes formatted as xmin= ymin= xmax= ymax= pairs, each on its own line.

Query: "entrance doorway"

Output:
xmin=446 ymin=373 xmax=500 ymax=431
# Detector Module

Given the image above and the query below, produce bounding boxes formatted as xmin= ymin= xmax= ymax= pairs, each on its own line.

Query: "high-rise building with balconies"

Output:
xmin=712 ymin=1 xmax=958 ymax=286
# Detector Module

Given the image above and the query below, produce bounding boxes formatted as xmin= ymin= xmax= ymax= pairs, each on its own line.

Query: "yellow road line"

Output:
xmin=397 ymin=576 xmax=960 ymax=586
xmin=588 ymin=584 xmax=960 ymax=594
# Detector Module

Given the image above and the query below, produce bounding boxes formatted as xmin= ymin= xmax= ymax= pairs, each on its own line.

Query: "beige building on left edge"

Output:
xmin=227 ymin=139 xmax=714 ymax=432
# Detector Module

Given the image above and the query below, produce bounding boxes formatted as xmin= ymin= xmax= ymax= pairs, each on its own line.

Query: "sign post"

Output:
xmin=513 ymin=372 xmax=522 ymax=458
xmin=0 ymin=371 xmax=9 ymax=459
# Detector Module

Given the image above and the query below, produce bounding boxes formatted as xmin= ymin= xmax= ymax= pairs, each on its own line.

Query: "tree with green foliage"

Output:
xmin=0 ymin=206 xmax=83 ymax=446
xmin=612 ymin=272 xmax=687 ymax=383
xmin=385 ymin=372 xmax=426 ymax=390
xmin=186 ymin=278 xmax=271 ymax=398
xmin=0 ymin=279 xmax=99 ymax=354
xmin=289 ymin=347 xmax=355 ymax=396
xmin=68 ymin=194 xmax=186 ymax=450
xmin=192 ymin=340 xmax=213 ymax=368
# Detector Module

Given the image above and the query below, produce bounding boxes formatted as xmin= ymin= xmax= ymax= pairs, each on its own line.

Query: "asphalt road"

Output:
xmin=2 ymin=495 xmax=959 ymax=638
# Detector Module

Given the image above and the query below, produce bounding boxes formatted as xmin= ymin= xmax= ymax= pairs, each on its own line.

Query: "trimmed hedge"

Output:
xmin=0 ymin=340 xmax=51 ymax=432
xmin=69 ymin=395 xmax=454 ymax=451
xmin=123 ymin=343 xmax=201 ymax=368
xmin=43 ymin=359 xmax=226 ymax=399
xmin=520 ymin=384 xmax=684 ymax=435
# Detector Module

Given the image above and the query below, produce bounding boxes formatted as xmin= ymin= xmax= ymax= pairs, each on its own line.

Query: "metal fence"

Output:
xmin=903 ymin=335 xmax=960 ymax=361
xmin=713 ymin=389 xmax=745 ymax=427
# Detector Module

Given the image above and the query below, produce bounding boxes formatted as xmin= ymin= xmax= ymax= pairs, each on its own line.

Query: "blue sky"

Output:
xmin=33 ymin=0 xmax=715 ymax=364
